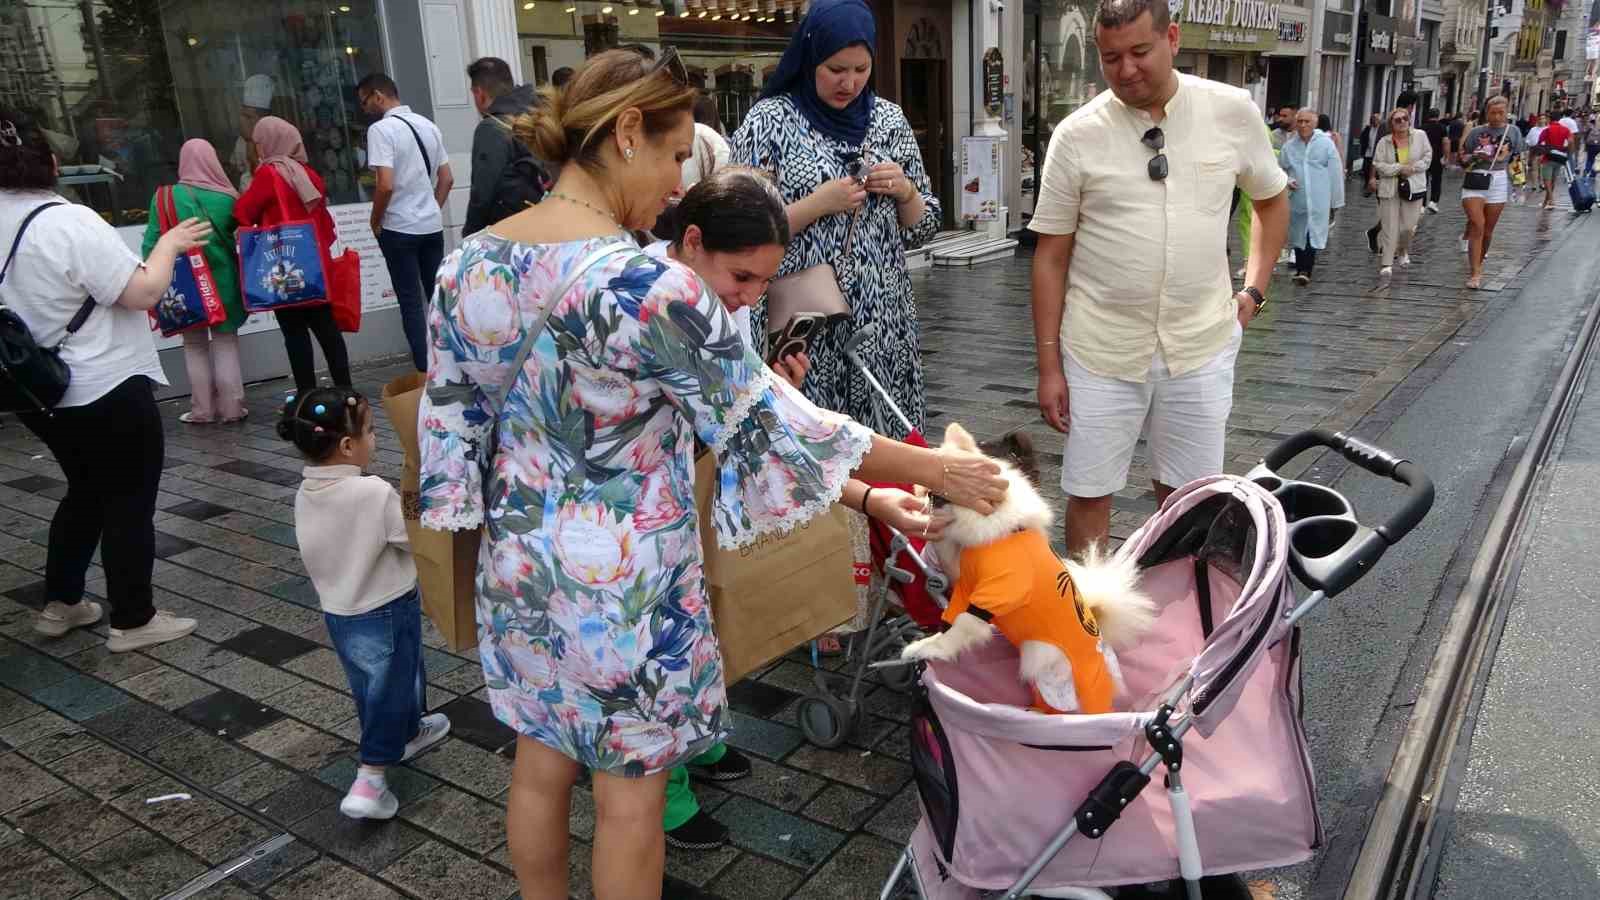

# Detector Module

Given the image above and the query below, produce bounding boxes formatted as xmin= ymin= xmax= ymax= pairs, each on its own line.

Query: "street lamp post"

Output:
xmin=1476 ymin=0 xmax=1498 ymax=109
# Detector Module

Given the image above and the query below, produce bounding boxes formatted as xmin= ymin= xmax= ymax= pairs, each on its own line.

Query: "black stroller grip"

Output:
xmin=1262 ymin=429 xmax=1435 ymax=545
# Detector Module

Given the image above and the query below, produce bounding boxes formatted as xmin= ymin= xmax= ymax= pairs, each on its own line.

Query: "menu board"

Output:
xmin=330 ymin=203 xmax=398 ymax=312
xmin=960 ymin=136 xmax=1003 ymax=222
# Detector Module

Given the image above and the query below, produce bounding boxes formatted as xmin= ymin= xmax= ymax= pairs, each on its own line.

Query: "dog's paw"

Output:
xmin=901 ymin=634 xmax=955 ymax=662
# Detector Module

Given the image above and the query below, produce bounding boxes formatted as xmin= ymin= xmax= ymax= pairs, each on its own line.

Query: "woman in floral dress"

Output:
xmin=417 ymin=51 xmax=1005 ymax=899
xmin=729 ymin=0 xmax=941 ymax=440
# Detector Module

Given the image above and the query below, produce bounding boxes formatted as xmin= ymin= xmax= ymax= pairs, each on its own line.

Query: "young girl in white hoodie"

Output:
xmin=280 ymin=387 xmax=450 ymax=819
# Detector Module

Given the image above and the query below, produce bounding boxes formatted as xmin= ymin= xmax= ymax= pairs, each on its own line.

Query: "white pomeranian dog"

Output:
xmin=900 ymin=424 xmax=1157 ymax=714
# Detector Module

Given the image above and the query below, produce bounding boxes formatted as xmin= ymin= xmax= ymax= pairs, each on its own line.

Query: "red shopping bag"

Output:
xmin=328 ymin=248 xmax=361 ymax=332
xmin=148 ymin=186 xmax=227 ymax=338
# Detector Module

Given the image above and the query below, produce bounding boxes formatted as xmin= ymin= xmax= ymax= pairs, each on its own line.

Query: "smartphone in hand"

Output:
xmin=767 ymin=312 xmax=827 ymax=367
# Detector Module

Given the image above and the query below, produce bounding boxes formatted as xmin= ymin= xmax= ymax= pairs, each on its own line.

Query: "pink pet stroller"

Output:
xmin=879 ymin=430 xmax=1434 ymax=900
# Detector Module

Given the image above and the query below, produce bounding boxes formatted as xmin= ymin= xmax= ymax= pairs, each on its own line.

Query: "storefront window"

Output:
xmin=1022 ymin=0 xmax=1103 ymax=217
xmin=0 ymin=0 xmax=387 ymax=225
xmin=515 ymin=2 xmax=797 ymax=137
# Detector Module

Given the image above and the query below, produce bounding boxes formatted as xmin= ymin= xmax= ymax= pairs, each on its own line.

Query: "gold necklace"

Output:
xmin=548 ymin=191 xmax=624 ymax=230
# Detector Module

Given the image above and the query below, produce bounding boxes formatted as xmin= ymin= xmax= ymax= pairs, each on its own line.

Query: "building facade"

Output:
xmin=0 ymin=0 xmax=978 ymax=392
xmin=1441 ymin=0 xmax=1487 ymax=113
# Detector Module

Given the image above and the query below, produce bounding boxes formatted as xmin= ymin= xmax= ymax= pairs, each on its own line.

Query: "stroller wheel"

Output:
xmin=797 ymin=693 xmax=859 ymax=749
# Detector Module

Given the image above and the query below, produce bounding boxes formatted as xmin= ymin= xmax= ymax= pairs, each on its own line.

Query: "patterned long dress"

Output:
xmin=730 ymin=95 xmax=941 ymax=440
xmin=418 ymin=234 xmax=872 ymax=776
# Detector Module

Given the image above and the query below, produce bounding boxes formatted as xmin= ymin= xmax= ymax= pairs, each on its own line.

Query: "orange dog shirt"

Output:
xmin=942 ymin=530 xmax=1118 ymax=714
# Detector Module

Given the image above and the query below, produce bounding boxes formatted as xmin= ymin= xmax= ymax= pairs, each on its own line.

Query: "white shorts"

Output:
xmin=1461 ymin=169 xmax=1509 ymax=204
xmin=1061 ymin=323 xmax=1242 ymax=498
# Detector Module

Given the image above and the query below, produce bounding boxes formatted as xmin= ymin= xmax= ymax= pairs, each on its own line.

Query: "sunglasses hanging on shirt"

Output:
xmin=1143 ymin=127 xmax=1168 ymax=182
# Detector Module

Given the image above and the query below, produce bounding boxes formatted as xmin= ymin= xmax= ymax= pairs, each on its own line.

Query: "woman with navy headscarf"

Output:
xmin=731 ymin=0 xmax=940 ymax=441
xmin=732 ymin=0 xmax=941 ymax=651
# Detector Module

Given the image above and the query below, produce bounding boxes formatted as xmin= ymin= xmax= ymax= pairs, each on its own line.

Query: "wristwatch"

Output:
xmin=1239 ymin=285 xmax=1268 ymax=317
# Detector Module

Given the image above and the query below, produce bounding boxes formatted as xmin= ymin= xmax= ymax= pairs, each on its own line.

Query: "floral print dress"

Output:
xmin=419 ymin=234 xmax=872 ymax=776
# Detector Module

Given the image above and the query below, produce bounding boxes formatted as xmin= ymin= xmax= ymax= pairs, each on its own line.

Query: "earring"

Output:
xmin=624 ymin=147 xmax=635 ymax=161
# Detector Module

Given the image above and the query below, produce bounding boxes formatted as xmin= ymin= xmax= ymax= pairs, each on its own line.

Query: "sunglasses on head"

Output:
xmin=649 ymin=47 xmax=690 ymax=86
xmin=1142 ymin=126 xmax=1167 ymax=182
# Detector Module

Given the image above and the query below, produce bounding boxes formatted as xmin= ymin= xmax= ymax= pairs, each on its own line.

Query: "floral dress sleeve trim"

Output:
xmin=708 ymin=364 xmax=777 ymax=458
xmin=707 ymin=375 xmax=874 ymax=551
xmin=418 ymin=239 xmax=510 ymax=533
xmin=636 ymin=259 xmax=875 ymax=550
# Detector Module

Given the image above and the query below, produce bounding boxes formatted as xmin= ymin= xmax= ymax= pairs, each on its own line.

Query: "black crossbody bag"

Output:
xmin=0 ymin=203 xmax=99 ymax=415
xmin=1463 ymin=128 xmax=1510 ymax=192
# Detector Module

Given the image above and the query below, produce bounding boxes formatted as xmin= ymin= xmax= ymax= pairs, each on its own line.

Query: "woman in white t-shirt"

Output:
xmin=681 ymin=94 xmax=732 ymax=192
xmin=0 ymin=108 xmax=208 ymax=653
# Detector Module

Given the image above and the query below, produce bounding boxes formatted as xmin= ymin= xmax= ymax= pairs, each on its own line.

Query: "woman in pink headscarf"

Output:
xmin=141 ymin=139 xmax=250 ymax=422
xmin=236 ymin=116 xmax=351 ymax=391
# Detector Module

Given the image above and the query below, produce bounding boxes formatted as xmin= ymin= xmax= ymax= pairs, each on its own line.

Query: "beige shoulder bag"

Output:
xmin=765 ymin=158 xmax=868 ymax=335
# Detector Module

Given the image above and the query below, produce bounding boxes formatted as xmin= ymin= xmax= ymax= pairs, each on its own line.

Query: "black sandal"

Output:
xmin=689 ymin=747 xmax=753 ymax=782
xmin=665 ymin=810 xmax=729 ymax=851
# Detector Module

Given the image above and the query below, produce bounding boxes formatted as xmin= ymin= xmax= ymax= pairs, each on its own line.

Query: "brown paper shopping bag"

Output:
xmin=693 ymin=454 xmax=856 ymax=683
xmin=381 ymin=373 xmax=480 ymax=652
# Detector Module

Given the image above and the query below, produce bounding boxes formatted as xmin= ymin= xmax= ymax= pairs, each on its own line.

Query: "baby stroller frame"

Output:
xmin=797 ymin=530 xmax=948 ymax=748
xmin=880 ymin=430 xmax=1435 ymax=900
xmin=797 ymin=326 xmax=949 ymax=749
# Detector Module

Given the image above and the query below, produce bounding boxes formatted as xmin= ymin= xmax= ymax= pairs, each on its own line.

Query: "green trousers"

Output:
xmin=662 ymin=742 xmax=726 ymax=830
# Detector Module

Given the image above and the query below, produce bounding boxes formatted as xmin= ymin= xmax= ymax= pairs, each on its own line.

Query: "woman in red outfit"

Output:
xmin=235 ymin=116 xmax=352 ymax=391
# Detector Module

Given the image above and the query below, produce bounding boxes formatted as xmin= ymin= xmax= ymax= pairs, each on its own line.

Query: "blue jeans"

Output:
xmin=376 ymin=229 xmax=445 ymax=372
xmin=325 ymin=588 xmax=427 ymax=766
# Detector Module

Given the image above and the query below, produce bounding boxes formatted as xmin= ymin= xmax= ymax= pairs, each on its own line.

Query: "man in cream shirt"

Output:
xmin=1030 ymin=0 xmax=1288 ymax=554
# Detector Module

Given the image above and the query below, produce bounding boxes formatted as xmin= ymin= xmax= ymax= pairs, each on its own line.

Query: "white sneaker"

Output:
xmin=402 ymin=713 xmax=451 ymax=761
xmin=105 ymin=610 xmax=197 ymax=653
xmin=1460 ymin=238 xmax=1469 ymax=254
xmin=1426 ymin=201 xmax=1440 ymax=213
xmin=1379 ymin=266 xmax=1393 ymax=281
xmin=339 ymin=779 xmax=399 ymax=820
xmin=34 ymin=600 xmax=102 ymax=637
xmin=1398 ymin=254 xmax=1412 ymax=268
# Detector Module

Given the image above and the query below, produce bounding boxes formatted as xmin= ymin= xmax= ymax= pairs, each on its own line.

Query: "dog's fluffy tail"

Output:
xmin=1064 ymin=544 xmax=1157 ymax=650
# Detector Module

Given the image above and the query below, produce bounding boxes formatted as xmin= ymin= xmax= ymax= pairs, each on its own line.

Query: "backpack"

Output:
xmin=486 ymin=118 xmax=549 ymax=223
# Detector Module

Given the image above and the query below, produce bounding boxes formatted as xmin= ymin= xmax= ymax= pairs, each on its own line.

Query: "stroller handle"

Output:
xmin=1261 ymin=429 xmax=1436 ymax=545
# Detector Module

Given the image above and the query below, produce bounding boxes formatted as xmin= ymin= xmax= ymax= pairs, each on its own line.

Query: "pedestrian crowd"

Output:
xmin=0 ymin=0 xmax=1591 ymax=895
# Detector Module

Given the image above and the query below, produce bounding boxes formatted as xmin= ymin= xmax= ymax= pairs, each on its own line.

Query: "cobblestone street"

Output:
xmin=0 ymin=171 xmax=1587 ymax=900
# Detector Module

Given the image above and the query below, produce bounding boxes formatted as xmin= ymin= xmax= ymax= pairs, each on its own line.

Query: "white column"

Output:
xmin=1307 ymin=0 xmax=1326 ymax=111
xmin=972 ymin=0 xmax=1006 ymax=137
xmin=465 ymin=0 xmax=525 ymax=82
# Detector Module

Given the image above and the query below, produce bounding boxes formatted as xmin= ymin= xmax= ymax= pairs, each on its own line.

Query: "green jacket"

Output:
xmin=141 ymin=184 xmax=248 ymax=333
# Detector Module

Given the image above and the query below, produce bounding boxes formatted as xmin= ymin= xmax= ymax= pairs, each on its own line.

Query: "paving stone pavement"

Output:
xmin=0 ymin=170 xmax=1584 ymax=900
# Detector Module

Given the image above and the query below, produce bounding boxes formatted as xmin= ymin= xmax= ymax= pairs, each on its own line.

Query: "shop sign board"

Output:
xmin=1273 ymin=6 xmax=1310 ymax=55
xmin=982 ymin=48 xmax=1004 ymax=116
xmin=1322 ymin=10 xmax=1354 ymax=53
xmin=1365 ymin=10 xmax=1398 ymax=65
xmin=1174 ymin=0 xmax=1281 ymax=51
